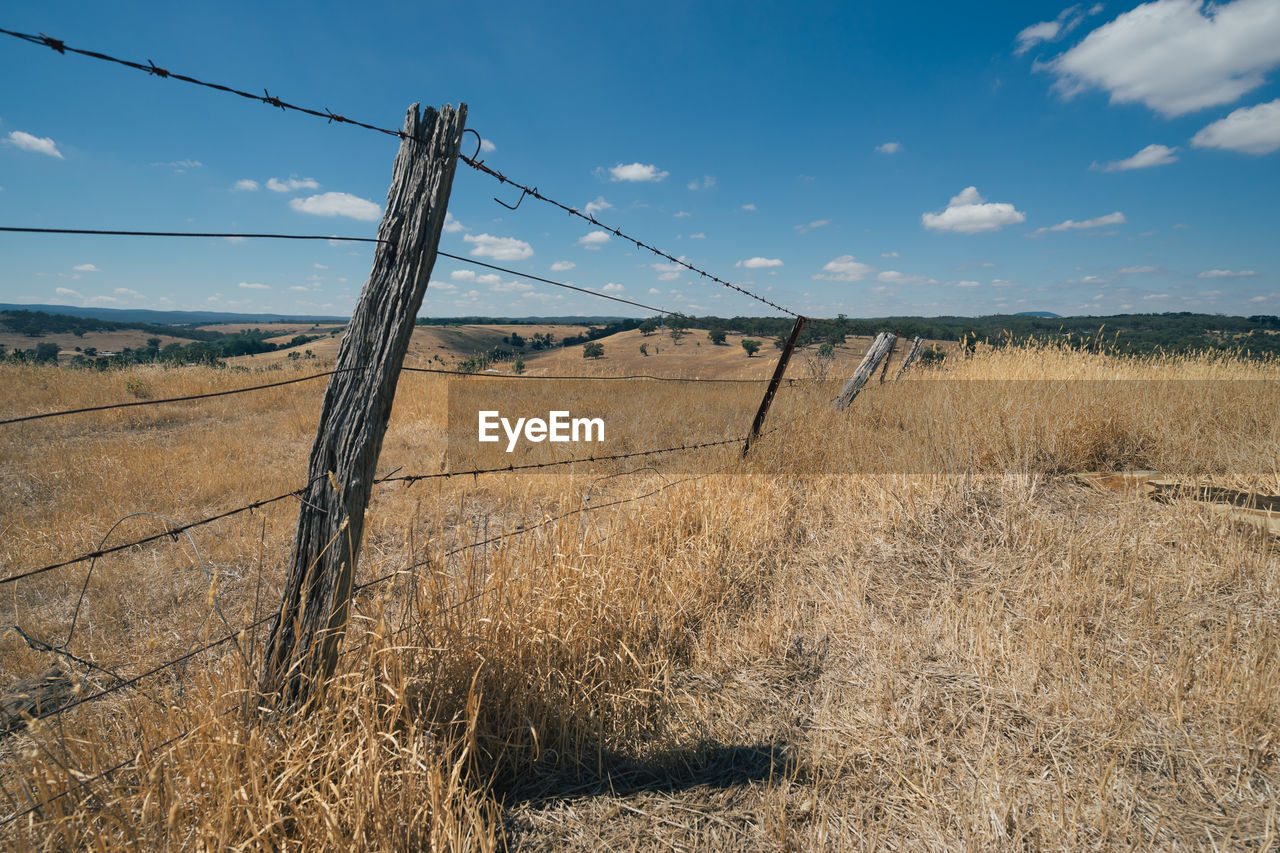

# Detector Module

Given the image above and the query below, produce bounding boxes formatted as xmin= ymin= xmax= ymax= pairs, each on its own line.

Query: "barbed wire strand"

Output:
xmin=0 ymin=432 xmax=745 ymax=587
xmin=0 ymin=369 xmax=357 ymax=427
xmin=434 ymin=252 xmax=687 ymax=319
xmin=402 ymin=366 xmax=788 ymax=385
xmin=0 ymin=458 xmax=748 ymax=825
xmin=0 ymin=27 xmax=803 ymax=320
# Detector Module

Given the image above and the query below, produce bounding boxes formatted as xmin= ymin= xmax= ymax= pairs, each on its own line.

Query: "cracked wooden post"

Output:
xmin=260 ymin=102 xmax=466 ymax=709
xmin=834 ymin=331 xmax=895 ymax=410
xmin=894 ymin=336 xmax=924 ymax=380
xmin=743 ymin=316 xmax=805 ymax=456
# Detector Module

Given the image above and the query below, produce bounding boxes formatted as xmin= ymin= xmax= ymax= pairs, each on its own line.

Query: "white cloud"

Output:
xmin=1119 ymin=265 xmax=1158 ymax=273
xmin=113 ymin=287 xmax=143 ymax=298
xmin=550 ymin=260 xmax=575 ymax=272
xmin=881 ymin=251 xmax=900 ymax=258
xmin=268 ymin=176 xmax=321 ymax=192
xmin=290 ymin=192 xmax=381 ymax=221
xmin=607 ymin=162 xmax=668 ymax=182
xmin=288 ymin=285 xmax=310 ymax=292
xmin=1143 ymin=293 xmax=1170 ymax=299
xmin=651 ymin=261 xmax=686 ymax=282
xmin=686 ymin=175 xmax=716 ymax=190
xmin=688 ymin=232 xmax=707 ymax=239
xmin=584 ymin=196 xmax=612 ymax=216
xmin=1015 ymin=4 xmax=1098 ymax=55
xmin=231 ymin=179 xmax=259 ymax=191
xmin=238 ymin=282 xmax=270 ymax=290
xmin=450 ymin=270 xmax=501 ymax=284
xmin=55 ymin=287 xmax=82 ymax=300
xmin=877 ymin=270 xmax=938 ymax=285
xmin=1198 ymin=268 xmax=1257 ymax=277
xmin=741 ymin=203 xmax=757 ymax=211
xmin=602 ymin=283 xmax=625 ymax=293
xmin=480 ymin=138 xmax=496 ymax=153
xmin=736 ymin=257 xmax=784 ymax=269
xmin=1032 ymin=211 xmax=1126 ymax=235
xmin=922 ymin=186 xmax=1026 ymax=233
xmin=991 ymin=279 xmax=1018 ymax=287
xmin=1097 ymin=143 xmax=1179 ymax=171
xmin=648 ymin=287 xmax=661 ymax=295
xmin=1045 ymin=0 xmax=1280 ymax=117
xmin=795 ymin=219 xmax=831 ymax=234
xmin=491 ymin=280 xmax=534 ymax=293
xmin=875 ymin=141 xmax=902 ymax=154
xmin=674 ymin=210 xmax=691 ymax=218
xmin=313 ymin=263 xmax=327 ymax=270
xmin=577 ymin=230 xmax=611 ymax=249
xmin=161 ymin=159 xmax=202 ymax=173
xmin=443 ymin=213 xmax=466 ymax=233
xmin=1191 ymin=98 xmax=1280 ymax=154
xmin=954 ymin=280 xmax=982 ymax=287
xmin=72 ymin=264 xmax=99 ymax=272
xmin=6 ymin=131 xmax=63 ymax=159
xmin=812 ymin=255 xmax=874 ymax=282
xmin=1248 ymin=295 xmax=1270 ymax=302
xmin=463 ymin=233 xmax=534 ymax=261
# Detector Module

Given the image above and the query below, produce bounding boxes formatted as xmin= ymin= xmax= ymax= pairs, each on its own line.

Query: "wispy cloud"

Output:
xmin=1191 ymin=98 xmax=1280 ymax=155
xmin=72 ymin=263 xmax=100 ymax=272
xmin=238 ymin=282 xmax=270 ymax=290
xmin=1095 ymin=143 xmax=1179 ymax=171
xmin=289 ymin=192 xmax=381 ymax=221
xmin=1014 ymin=4 xmax=1100 ymax=56
xmin=686 ymin=175 xmax=716 ymax=190
xmin=812 ymin=255 xmax=873 ymax=282
xmin=1198 ymin=268 xmax=1257 ymax=278
xmin=794 ymin=219 xmax=831 ymax=234
xmin=268 ymin=176 xmax=321 ymax=192
xmin=577 ymin=230 xmax=611 ymax=249
xmin=5 ymin=131 xmax=63 ymax=159
xmin=1031 ymin=211 xmax=1125 ymax=236
xmin=231 ymin=179 xmax=259 ymax=191
xmin=584 ymin=196 xmax=612 ymax=216
xmin=550 ymin=260 xmax=575 ymax=272
xmin=741 ymin=203 xmax=757 ymax=211
xmin=875 ymin=141 xmax=902 ymax=154
xmin=464 ymin=233 xmax=534 ymax=260
xmin=736 ymin=257 xmax=783 ymax=269
xmin=604 ymin=163 xmax=669 ymax=182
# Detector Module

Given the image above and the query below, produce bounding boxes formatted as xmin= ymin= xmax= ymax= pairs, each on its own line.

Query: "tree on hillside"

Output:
xmin=742 ymin=339 xmax=761 ymax=357
xmin=35 ymin=342 xmax=60 ymax=363
xmin=639 ymin=318 xmax=658 ymax=336
xmin=583 ymin=341 xmax=604 ymax=359
xmin=639 ymin=343 xmax=648 ymax=356
xmin=708 ymin=328 xmax=727 ymax=345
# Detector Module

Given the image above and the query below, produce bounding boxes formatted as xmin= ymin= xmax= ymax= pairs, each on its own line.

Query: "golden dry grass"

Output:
xmin=0 ymin=340 xmax=1277 ymax=850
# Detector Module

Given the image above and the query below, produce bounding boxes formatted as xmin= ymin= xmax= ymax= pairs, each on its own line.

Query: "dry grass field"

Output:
xmin=0 ymin=340 xmax=1277 ymax=850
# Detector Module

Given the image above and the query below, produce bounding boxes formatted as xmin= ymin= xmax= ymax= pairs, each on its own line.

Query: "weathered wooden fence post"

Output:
xmin=743 ymin=316 xmax=806 ymax=455
xmin=260 ymin=102 xmax=466 ymax=709
xmin=877 ymin=333 xmax=900 ymax=383
xmin=894 ymin=336 xmax=924 ymax=380
xmin=834 ymin=331 xmax=895 ymax=410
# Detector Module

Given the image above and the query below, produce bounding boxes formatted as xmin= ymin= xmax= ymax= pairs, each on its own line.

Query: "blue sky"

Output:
xmin=1 ymin=0 xmax=1278 ymax=319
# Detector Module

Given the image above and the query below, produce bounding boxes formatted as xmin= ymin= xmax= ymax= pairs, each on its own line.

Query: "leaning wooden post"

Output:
xmin=877 ymin=333 xmax=900 ymax=383
xmin=834 ymin=331 xmax=895 ymax=410
xmin=743 ymin=316 xmax=806 ymax=455
xmin=260 ymin=102 xmax=466 ymax=709
xmin=894 ymin=336 xmax=923 ymax=380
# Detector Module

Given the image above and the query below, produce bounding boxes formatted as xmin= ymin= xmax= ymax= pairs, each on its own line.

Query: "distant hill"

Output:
xmin=0 ymin=304 xmax=349 ymax=326
xmin=1015 ymin=311 xmax=1061 ymax=318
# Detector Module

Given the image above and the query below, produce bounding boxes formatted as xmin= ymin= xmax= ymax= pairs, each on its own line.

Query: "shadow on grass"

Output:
xmin=494 ymin=739 xmax=798 ymax=806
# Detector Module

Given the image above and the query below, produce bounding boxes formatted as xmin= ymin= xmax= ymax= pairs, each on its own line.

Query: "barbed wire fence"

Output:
xmin=0 ymin=25 xmax=915 ymax=828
